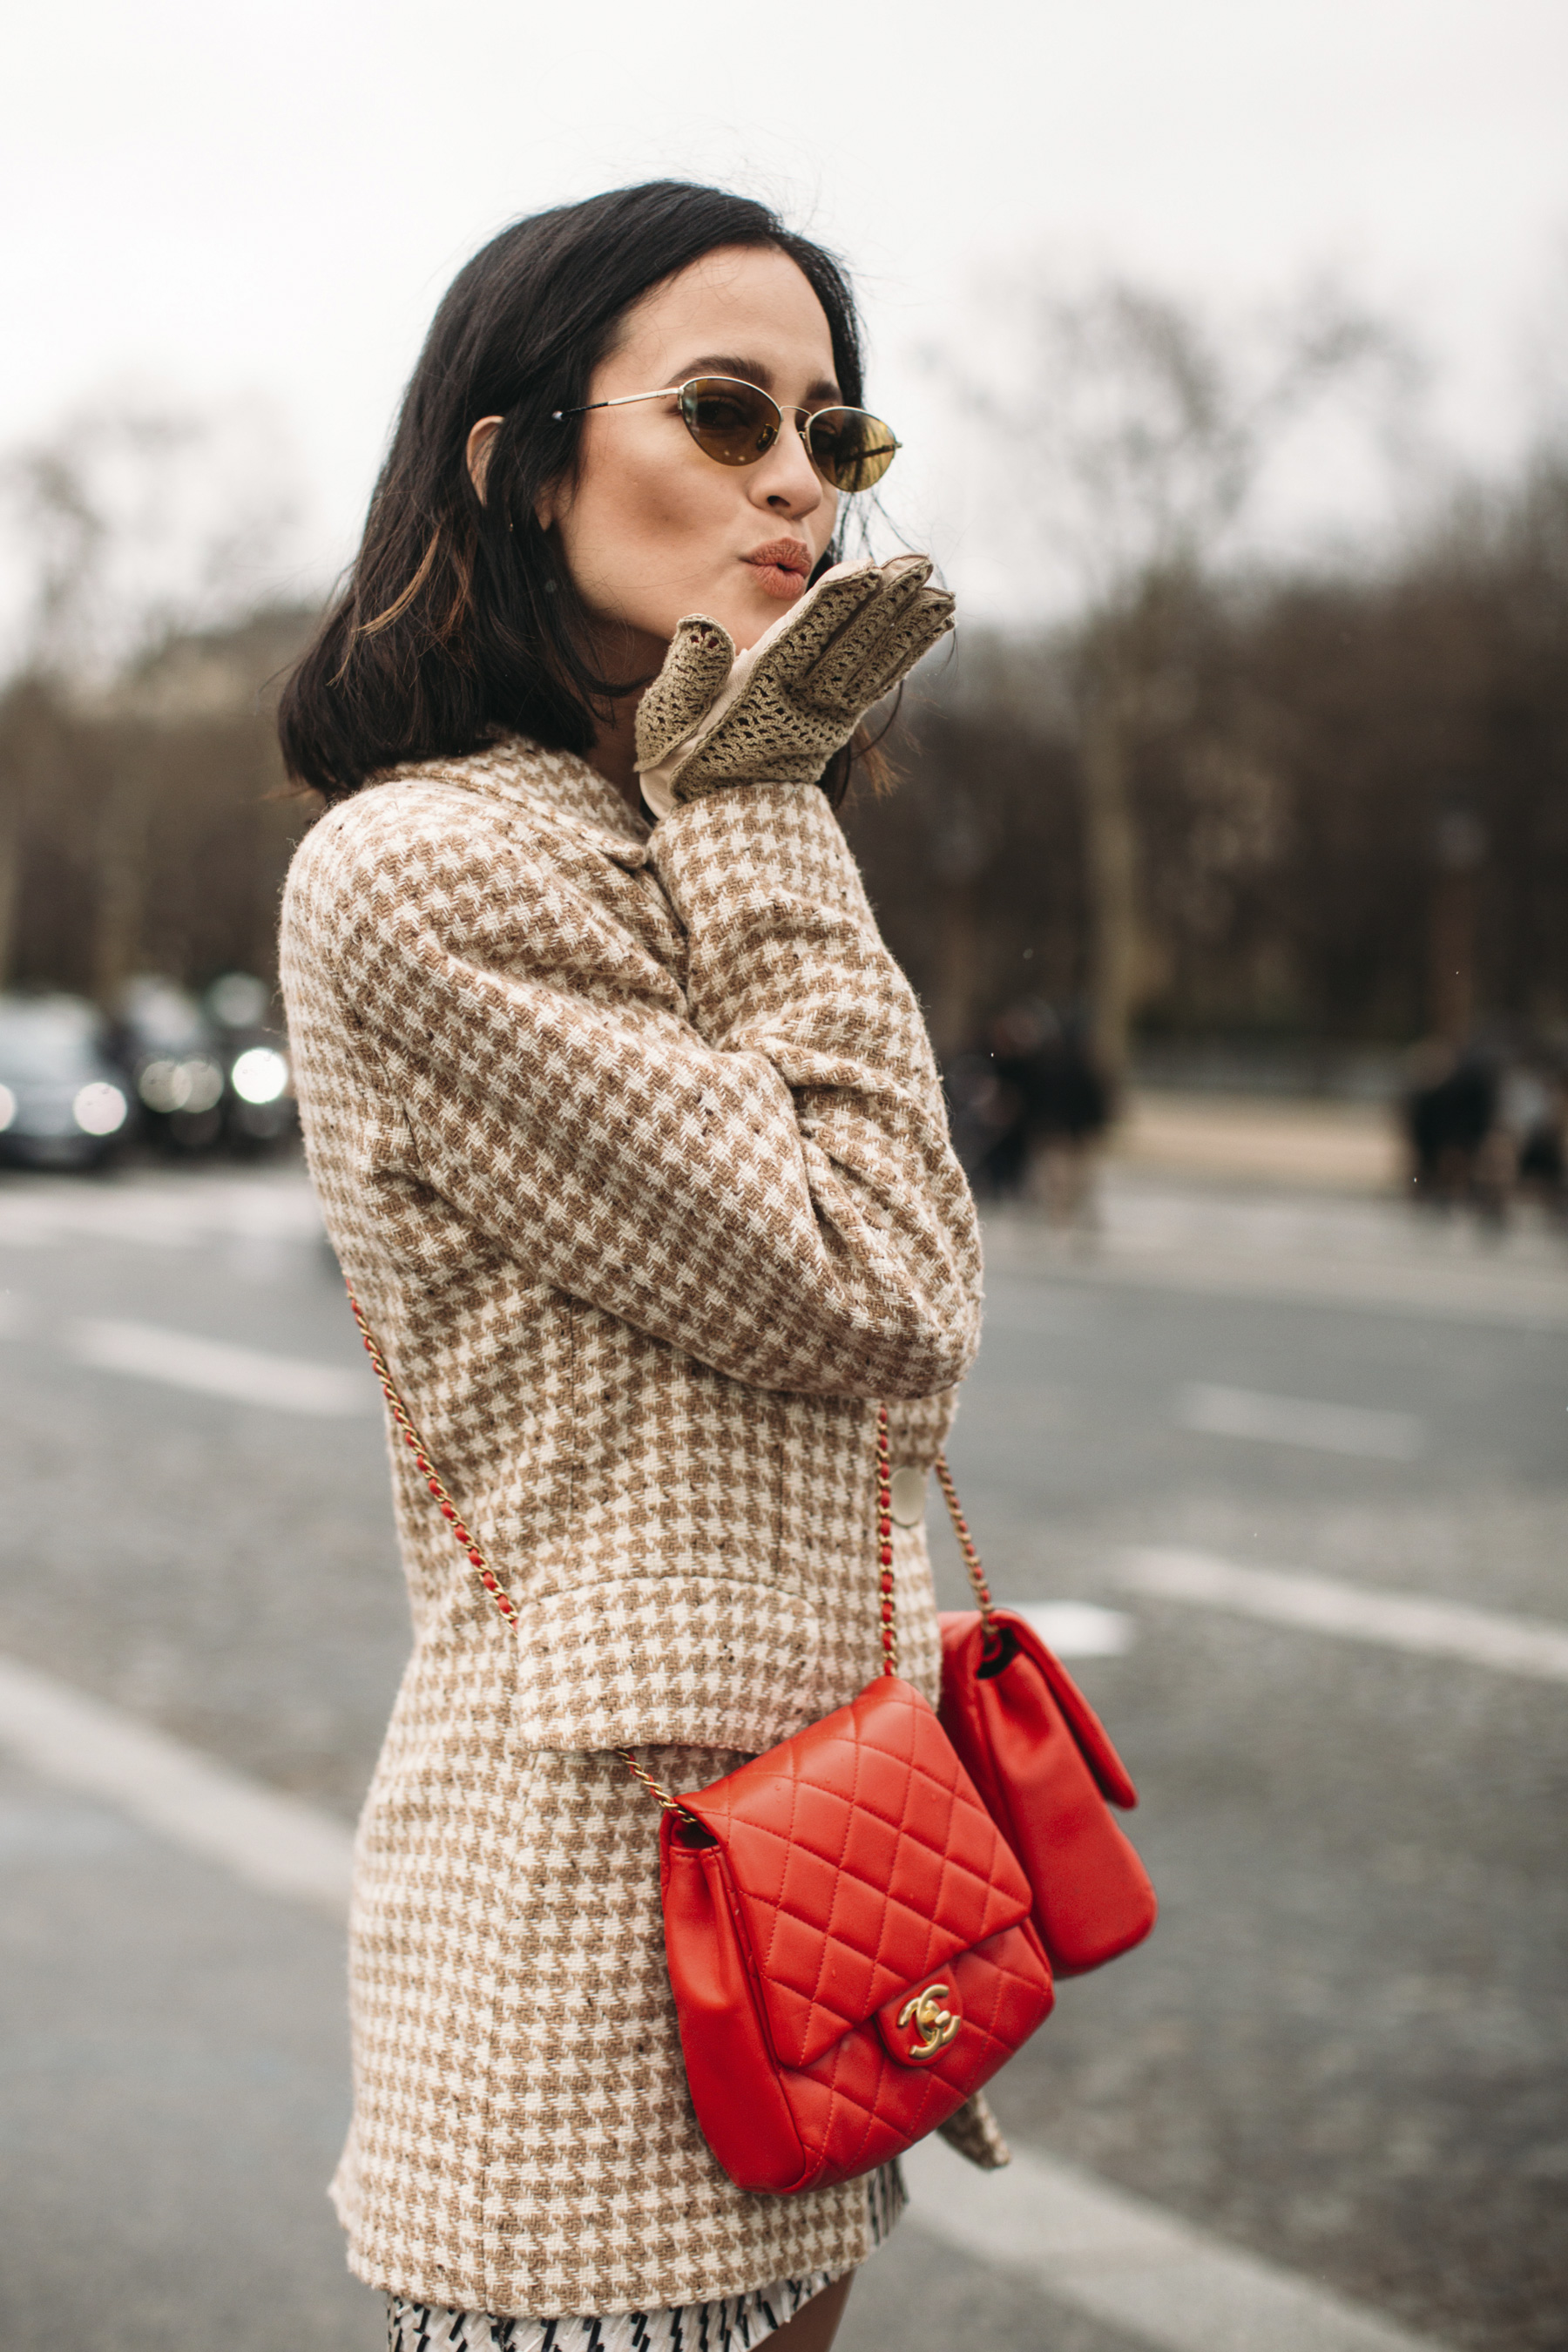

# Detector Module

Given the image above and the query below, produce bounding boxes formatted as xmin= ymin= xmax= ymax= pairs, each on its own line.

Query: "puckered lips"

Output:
xmin=742 ymin=538 xmax=813 ymax=601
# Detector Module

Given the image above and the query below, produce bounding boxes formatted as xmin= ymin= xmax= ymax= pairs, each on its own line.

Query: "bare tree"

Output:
xmin=0 ymin=397 xmax=308 ymax=993
xmin=1 ymin=395 xmax=305 ymax=685
xmin=946 ymin=273 xmax=1409 ymax=1081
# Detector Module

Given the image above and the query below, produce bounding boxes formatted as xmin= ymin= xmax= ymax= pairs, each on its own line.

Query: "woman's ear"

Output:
xmin=465 ymin=416 xmax=504 ymax=503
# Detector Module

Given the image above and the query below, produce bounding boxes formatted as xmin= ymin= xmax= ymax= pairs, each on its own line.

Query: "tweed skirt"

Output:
xmin=337 ymin=1745 xmax=911 ymax=2314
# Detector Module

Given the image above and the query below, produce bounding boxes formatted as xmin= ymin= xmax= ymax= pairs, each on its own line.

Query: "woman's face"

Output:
xmin=540 ymin=245 xmax=843 ymax=664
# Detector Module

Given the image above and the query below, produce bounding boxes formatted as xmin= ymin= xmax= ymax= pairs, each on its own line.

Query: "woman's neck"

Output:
xmin=589 ymin=690 xmax=645 ymax=813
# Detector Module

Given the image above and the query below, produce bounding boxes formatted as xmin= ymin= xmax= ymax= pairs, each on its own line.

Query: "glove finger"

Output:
xmin=797 ymin=568 xmax=951 ymax=715
xmin=753 ymin=562 xmax=885 ymax=689
xmin=812 ymin=557 xmax=934 ymax=682
xmin=841 ymin=581 xmax=955 ymax=706
xmin=634 ymin=614 xmax=735 ymax=772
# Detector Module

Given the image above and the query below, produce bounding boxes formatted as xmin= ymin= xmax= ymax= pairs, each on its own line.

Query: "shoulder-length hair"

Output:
xmin=278 ymin=181 xmax=873 ymax=804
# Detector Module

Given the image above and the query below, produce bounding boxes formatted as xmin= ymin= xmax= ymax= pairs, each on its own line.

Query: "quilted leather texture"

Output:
xmin=679 ymin=1675 xmax=1035 ymax=2069
xmin=770 ymin=1917 xmax=1051 ymax=2189
xmin=659 ymin=1675 xmax=1055 ymax=2193
xmin=939 ymin=1610 xmax=1157 ymax=1978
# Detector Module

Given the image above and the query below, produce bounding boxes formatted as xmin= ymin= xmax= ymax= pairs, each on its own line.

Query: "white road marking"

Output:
xmin=0 ymin=1172 xmax=326 ymax=1252
xmin=905 ymin=2133 xmax=1452 ymax=2352
xmin=1017 ymin=1601 xmax=1135 ymax=1658
xmin=0 ymin=1652 xmax=352 ymax=1918
xmin=983 ymin=1191 xmax=1568 ymax=1334
xmin=1 ymin=1652 xmax=1454 ymax=2352
xmin=1176 ymin=1382 xmax=1425 ymax=1460
xmin=69 ymin=1317 xmax=374 ymax=1416
xmin=1123 ymin=1548 xmax=1568 ymax=1685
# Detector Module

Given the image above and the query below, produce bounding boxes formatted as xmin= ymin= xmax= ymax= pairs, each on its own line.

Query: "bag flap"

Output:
xmin=679 ymin=1675 xmax=1033 ymax=2071
xmin=942 ymin=1609 xmax=1139 ymax=1810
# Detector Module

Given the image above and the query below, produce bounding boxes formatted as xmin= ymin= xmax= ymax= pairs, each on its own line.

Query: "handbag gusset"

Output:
xmin=932 ymin=1461 xmax=1158 ymax=1977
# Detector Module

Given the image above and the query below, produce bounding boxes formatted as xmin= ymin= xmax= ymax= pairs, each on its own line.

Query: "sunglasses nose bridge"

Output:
xmin=748 ymin=395 xmax=828 ymax=487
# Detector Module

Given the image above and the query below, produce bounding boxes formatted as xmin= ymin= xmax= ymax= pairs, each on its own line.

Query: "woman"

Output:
xmin=278 ymin=180 xmax=1001 ymax=2352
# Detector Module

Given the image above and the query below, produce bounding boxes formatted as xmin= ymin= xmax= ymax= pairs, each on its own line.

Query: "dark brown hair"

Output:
xmin=278 ymin=181 xmax=874 ymax=803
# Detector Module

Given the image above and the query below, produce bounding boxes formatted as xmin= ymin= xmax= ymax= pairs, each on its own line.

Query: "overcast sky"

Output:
xmin=6 ymin=0 xmax=1567 ymax=628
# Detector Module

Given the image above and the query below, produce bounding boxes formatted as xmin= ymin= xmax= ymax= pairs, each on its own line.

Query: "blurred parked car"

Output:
xmin=205 ymin=971 xmax=297 ymax=1153
xmin=112 ymin=977 xmax=228 ymax=1154
xmin=0 ymin=995 xmax=134 ymax=1169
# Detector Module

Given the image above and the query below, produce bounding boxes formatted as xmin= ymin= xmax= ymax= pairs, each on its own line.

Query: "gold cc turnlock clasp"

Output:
xmin=897 ymin=1982 xmax=960 ymax=2063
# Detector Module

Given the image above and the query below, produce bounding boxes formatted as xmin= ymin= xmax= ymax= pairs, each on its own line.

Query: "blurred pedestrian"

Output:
xmin=1504 ymin=1056 xmax=1568 ymax=1223
xmin=1025 ymin=1005 xmax=1112 ymax=1228
xmin=969 ymin=999 xmax=1112 ymax=1227
xmin=943 ymin=1041 xmax=1016 ymax=1189
xmin=276 ymin=185 xmax=996 ymax=2352
xmin=978 ymin=1005 xmax=1037 ymax=1199
xmin=1404 ymin=1041 xmax=1505 ymax=1222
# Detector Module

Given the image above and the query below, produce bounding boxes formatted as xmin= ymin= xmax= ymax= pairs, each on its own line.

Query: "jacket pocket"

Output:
xmin=564 ymin=1307 xmax=787 ymax=1588
xmin=508 ymin=1572 xmax=822 ymax=1752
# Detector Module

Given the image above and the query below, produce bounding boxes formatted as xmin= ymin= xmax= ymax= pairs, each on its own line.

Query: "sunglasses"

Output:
xmin=551 ymin=375 xmax=900 ymax=493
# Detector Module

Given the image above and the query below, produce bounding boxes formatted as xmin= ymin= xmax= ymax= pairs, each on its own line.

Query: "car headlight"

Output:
xmin=73 ymin=1082 xmax=128 ymax=1137
xmin=138 ymin=1056 xmax=225 ymax=1113
xmin=181 ymin=1057 xmax=226 ymax=1113
xmin=0 ymin=1084 xmax=15 ymax=1132
xmin=231 ymin=1046 xmax=290 ymax=1105
xmin=139 ymin=1058 xmax=184 ymax=1112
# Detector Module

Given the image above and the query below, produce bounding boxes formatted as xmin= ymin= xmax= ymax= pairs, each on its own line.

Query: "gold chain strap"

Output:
xmin=874 ymin=1402 xmax=897 ymax=1677
xmin=348 ymin=1285 xmax=524 ymax=1633
xmin=933 ymin=1452 xmax=995 ymax=1635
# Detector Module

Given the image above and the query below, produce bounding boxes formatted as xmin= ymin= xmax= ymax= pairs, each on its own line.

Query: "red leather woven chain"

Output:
xmin=874 ymin=1402 xmax=896 ymax=1675
xmin=346 ymin=1285 xmax=524 ymax=1632
xmin=933 ymin=1452 xmax=995 ymax=1632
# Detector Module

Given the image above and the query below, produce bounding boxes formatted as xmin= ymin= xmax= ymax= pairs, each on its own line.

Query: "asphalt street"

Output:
xmin=0 ymin=1161 xmax=1564 ymax=2352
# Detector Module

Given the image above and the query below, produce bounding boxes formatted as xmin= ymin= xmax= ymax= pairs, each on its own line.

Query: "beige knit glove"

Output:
xmin=635 ymin=554 xmax=954 ymax=812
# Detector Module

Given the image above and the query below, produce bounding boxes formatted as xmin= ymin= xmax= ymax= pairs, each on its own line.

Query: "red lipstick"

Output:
xmin=742 ymin=538 xmax=812 ymax=602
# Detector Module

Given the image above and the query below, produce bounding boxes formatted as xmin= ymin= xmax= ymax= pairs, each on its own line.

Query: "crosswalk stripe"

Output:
xmin=0 ymin=1651 xmax=353 ymax=1916
xmin=1122 ymin=1548 xmax=1568 ymax=1683
xmin=905 ymin=2133 xmax=1454 ymax=2352
xmin=69 ymin=1316 xmax=374 ymax=1416
xmin=1175 ymin=1382 xmax=1425 ymax=1460
xmin=1017 ymin=1600 xmax=1135 ymax=1657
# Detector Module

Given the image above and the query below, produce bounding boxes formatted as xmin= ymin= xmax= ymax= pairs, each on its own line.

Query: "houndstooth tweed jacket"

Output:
xmin=279 ymin=738 xmax=997 ymax=2316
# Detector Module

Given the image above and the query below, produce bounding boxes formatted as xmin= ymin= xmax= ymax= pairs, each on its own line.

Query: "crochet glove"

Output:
xmin=635 ymin=554 xmax=954 ymax=812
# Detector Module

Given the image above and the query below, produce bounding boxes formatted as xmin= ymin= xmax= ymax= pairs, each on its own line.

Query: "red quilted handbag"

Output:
xmin=648 ymin=1665 xmax=1054 ymax=2194
xmin=624 ymin=1411 xmax=1056 ymax=2194
xmin=348 ymin=1287 xmax=1055 ymax=2200
xmin=931 ymin=1459 xmax=1157 ymax=1977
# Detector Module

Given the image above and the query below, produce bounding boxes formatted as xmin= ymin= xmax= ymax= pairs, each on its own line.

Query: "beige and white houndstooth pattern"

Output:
xmin=279 ymin=739 xmax=992 ymax=2314
xmin=385 ymin=2153 xmax=906 ymax=2349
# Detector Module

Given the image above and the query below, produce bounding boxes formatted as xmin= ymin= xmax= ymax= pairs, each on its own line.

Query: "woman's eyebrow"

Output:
xmin=667 ymin=354 xmax=844 ymax=403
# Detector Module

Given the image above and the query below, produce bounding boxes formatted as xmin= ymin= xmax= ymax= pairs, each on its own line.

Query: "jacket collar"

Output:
xmin=376 ymin=735 xmax=651 ymax=863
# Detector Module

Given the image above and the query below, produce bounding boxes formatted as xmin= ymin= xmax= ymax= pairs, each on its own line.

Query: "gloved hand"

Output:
xmin=634 ymin=554 xmax=954 ymax=812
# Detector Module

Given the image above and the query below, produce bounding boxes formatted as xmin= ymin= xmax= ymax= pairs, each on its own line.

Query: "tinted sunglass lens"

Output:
xmin=679 ymin=379 xmax=780 ymax=465
xmin=807 ymin=409 xmax=898 ymax=491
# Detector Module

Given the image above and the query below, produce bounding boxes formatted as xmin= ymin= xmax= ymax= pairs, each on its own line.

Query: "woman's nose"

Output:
xmin=748 ymin=420 xmax=828 ymax=520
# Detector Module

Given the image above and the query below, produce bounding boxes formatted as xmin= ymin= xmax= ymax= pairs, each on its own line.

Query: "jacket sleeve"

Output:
xmin=310 ymin=779 xmax=983 ymax=1399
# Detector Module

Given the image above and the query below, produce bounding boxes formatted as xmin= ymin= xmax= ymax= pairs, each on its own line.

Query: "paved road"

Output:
xmin=0 ymin=1163 xmax=1563 ymax=2351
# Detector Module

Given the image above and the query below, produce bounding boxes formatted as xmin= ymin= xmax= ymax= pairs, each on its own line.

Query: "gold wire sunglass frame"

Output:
xmin=550 ymin=375 xmax=900 ymax=492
